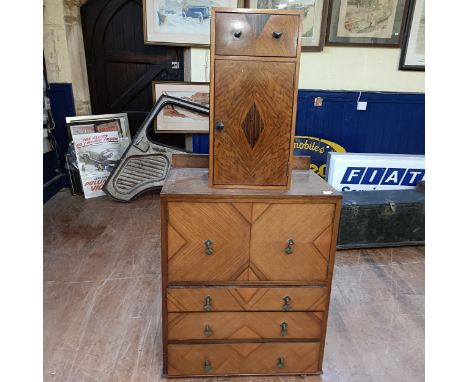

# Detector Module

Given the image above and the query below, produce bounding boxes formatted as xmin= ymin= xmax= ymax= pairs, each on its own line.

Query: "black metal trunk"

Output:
xmin=337 ymin=190 xmax=425 ymax=249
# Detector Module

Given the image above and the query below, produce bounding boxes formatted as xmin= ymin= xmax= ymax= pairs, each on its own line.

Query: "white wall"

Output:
xmin=185 ymin=47 xmax=425 ymax=93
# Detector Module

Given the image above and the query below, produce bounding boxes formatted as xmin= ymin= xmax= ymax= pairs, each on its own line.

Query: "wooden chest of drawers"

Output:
xmin=161 ymin=166 xmax=341 ymax=377
xmin=209 ymin=8 xmax=303 ymax=189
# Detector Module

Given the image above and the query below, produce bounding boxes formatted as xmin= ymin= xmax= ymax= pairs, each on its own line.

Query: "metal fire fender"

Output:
xmin=103 ymin=95 xmax=210 ymax=202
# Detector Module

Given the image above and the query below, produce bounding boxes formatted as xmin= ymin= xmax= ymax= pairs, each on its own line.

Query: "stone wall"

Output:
xmin=43 ymin=0 xmax=91 ymax=115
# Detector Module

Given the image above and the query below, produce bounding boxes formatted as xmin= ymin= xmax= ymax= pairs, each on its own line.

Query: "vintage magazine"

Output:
xmin=73 ymin=131 xmax=122 ymax=199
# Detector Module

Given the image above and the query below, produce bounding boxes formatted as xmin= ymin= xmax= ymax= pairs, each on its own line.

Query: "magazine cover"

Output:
xmin=73 ymin=131 xmax=121 ymax=199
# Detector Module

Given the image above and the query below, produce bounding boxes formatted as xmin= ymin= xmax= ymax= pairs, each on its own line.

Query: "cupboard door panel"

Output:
xmin=167 ymin=202 xmax=251 ymax=282
xmin=250 ymin=203 xmax=335 ymax=281
xmin=213 ymin=60 xmax=296 ymax=187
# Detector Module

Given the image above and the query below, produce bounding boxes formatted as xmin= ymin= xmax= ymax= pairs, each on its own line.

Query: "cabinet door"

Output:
xmin=249 ymin=203 xmax=335 ymax=282
xmin=213 ymin=59 xmax=296 ymax=187
xmin=167 ymin=202 xmax=252 ymax=282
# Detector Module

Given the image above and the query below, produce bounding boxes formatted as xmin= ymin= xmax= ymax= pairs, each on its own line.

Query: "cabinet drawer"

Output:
xmin=167 ymin=286 xmax=328 ymax=312
xmin=167 ymin=202 xmax=251 ymax=282
xmin=250 ymin=203 xmax=335 ymax=282
xmin=215 ymin=12 xmax=299 ymax=57
xmin=168 ymin=312 xmax=323 ymax=341
xmin=168 ymin=342 xmax=320 ymax=376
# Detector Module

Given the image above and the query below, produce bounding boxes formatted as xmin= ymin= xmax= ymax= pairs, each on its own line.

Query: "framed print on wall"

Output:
xmin=144 ymin=0 xmax=238 ymax=46
xmin=248 ymin=0 xmax=330 ymax=51
xmin=152 ymin=82 xmax=210 ymax=133
xmin=399 ymin=0 xmax=424 ymax=70
xmin=326 ymin=0 xmax=409 ymax=47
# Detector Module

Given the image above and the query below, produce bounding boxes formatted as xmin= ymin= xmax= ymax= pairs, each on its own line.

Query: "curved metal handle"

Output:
xmin=272 ymin=31 xmax=283 ymax=39
xmin=282 ymin=295 xmax=291 ymax=311
xmin=280 ymin=321 xmax=288 ymax=336
xmin=204 ymin=324 xmax=213 ymax=337
xmin=204 ymin=239 xmax=213 ymax=255
xmin=284 ymin=239 xmax=294 ymax=255
xmin=204 ymin=357 xmax=212 ymax=373
xmin=204 ymin=295 xmax=213 ymax=311
xmin=277 ymin=357 xmax=285 ymax=369
xmin=234 ymin=30 xmax=242 ymax=38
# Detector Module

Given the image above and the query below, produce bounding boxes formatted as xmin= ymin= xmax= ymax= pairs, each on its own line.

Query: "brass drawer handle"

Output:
xmin=277 ymin=357 xmax=285 ymax=369
xmin=204 ymin=295 xmax=213 ymax=311
xmin=284 ymin=239 xmax=294 ymax=255
xmin=234 ymin=30 xmax=242 ymax=38
xmin=283 ymin=295 xmax=291 ymax=311
xmin=204 ymin=239 xmax=213 ymax=255
xmin=272 ymin=31 xmax=283 ymax=39
xmin=280 ymin=321 xmax=288 ymax=336
xmin=204 ymin=357 xmax=212 ymax=373
xmin=204 ymin=324 xmax=213 ymax=337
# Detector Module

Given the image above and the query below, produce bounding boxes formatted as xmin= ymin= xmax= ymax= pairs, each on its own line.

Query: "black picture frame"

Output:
xmin=399 ymin=0 xmax=425 ymax=71
xmin=326 ymin=0 xmax=409 ymax=47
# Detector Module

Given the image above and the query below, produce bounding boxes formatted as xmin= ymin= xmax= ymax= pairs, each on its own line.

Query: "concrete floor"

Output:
xmin=44 ymin=190 xmax=424 ymax=382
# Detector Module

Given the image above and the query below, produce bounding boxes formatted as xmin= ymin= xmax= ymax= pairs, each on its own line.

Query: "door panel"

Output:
xmin=250 ymin=203 xmax=335 ymax=281
xmin=81 ymin=0 xmax=184 ymax=141
xmin=167 ymin=202 xmax=252 ymax=282
xmin=213 ymin=60 xmax=296 ymax=186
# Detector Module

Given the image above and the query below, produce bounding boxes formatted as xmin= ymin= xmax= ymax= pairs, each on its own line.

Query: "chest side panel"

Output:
xmin=213 ymin=60 xmax=296 ymax=186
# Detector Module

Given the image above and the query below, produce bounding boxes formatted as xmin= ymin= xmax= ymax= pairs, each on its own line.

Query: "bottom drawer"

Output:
xmin=168 ymin=342 xmax=321 ymax=376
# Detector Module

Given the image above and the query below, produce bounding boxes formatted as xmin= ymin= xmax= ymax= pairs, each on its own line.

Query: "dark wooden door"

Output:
xmin=81 ymin=0 xmax=185 ymax=145
xmin=213 ymin=59 xmax=295 ymax=186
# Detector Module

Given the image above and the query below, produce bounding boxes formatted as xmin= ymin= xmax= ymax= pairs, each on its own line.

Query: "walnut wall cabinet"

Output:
xmin=161 ymin=167 xmax=342 ymax=377
xmin=209 ymin=8 xmax=303 ymax=189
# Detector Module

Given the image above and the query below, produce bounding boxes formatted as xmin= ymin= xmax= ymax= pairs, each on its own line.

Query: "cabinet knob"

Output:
xmin=272 ymin=31 xmax=283 ymax=39
xmin=204 ymin=239 xmax=213 ymax=255
xmin=280 ymin=321 xmax=288 ymax=336
xmin=204 ymin=324 xmax=213 ymax=337
xmin=204 ymin=357 xmax=212 ymax=373
xmin=277 ymin=357 xmax=285 ymax=369
xmin=204 ymin=295 xmax=213 ymax=311
xmin=215 ymin=120 xmax=224 ymax=130
xmin=284 ymin=239 xmax=294 ymax=255
xmin=234 ymin=30 xmax=242 ymax=38
xmin=282 ymin=295 xmax=292 ymax=311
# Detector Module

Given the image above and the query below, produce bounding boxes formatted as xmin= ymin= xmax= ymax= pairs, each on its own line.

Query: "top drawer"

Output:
xmin=215 ymin=12 xmax=300 ymax=57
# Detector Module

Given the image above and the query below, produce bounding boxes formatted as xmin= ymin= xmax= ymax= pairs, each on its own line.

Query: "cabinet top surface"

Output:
xmin=161 ymin=168 xmax=341 ymax=199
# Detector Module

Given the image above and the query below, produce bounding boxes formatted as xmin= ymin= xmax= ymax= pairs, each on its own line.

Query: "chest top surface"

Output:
xmin=161 ymin=168 xmax=341 ymax=199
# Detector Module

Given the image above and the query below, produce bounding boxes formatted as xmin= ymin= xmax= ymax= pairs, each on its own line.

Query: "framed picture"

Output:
xmin=247 ymin=0 xmax=330 ymax=52
xmin=399 ymin=0 xmax=424 ymax=70
xmin=143 ymin=0 xmax=239 ymax=46
xmin=152 ymin=82 xmax=210 ymax=133
xmin=326 ymin=0 xmax=409 ymax=47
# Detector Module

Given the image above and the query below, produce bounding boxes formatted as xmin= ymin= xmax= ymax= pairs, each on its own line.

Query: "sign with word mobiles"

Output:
xmin=325 ymin=153 xmax=425 ymax=191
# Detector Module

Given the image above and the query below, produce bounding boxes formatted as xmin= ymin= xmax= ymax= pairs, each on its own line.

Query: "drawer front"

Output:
xmin=250 ymin=203 xmax=335 ymax=282
xmin=167 ymin=286 xmax=328 ymax=312
xmin=168 ymin=312 xmax=323 ymax=340
xmin=168 ymin=342 xmax=320 ymax=376
xmin=215 ymin=13 xmax=299 ymax=57
xmin=167 ymin=202 xmax=251 ymax=282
